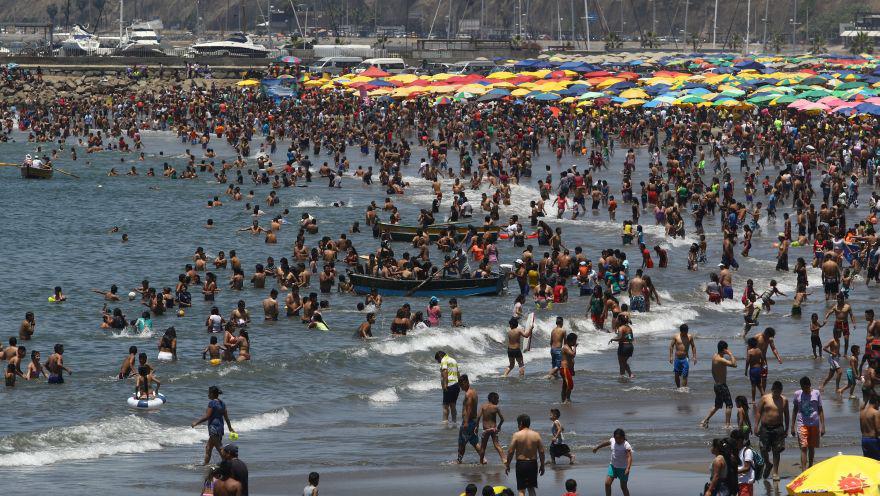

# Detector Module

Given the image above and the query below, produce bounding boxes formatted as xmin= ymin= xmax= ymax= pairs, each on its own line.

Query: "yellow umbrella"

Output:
xmin=787 ymin=454 xmax=880 ymax=496
xmin=619 ymin=88 xmax=649 ymax=99
xmin=236 ymin=79 xmax=260 ymax=86
xmin=489 ymin=81 xmax=517 ymax=89
xmin=487 ymin=71 xmax=517 ymax=79
xmin=620 ymin=99 xmax=646 ymax=107
xmin=511 ymin=88 xmax=531 ymax=97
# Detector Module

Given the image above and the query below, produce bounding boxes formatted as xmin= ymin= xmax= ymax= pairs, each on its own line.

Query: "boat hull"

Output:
xmin=20 ymin=166 xmax=53 ymax=179
xmin=349 ymin=273 xmax=505 ymax=297
xmin=377 ymin=222 xmax=500 ymax=242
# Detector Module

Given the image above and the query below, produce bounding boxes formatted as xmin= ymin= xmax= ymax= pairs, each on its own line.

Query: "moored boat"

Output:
xmin=377 ymin=222 xmax=500 ymax=242
xmin=20 ymin=166 xmax=53 ymax=179
xmin=348 ymin=272 xmax=505 ymax=297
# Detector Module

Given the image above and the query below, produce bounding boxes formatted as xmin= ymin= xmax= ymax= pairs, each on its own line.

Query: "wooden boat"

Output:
xmin=349 ymin=272 xmax=505 ymax=297
xmin=377 ymin=221 xmax=500 ymax=242
xmin=20 ymin=166 xmax=53 ymax=179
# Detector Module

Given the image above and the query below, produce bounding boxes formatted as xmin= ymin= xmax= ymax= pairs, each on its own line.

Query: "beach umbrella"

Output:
xmin=276 ymin=55 xmax=301 ymax=65
xmin=236 ymin=79 xmax=260 ymax=87
xmin=360 ymin=66 xmax=391 ymax=78
xmin=620 ymin=98 xmax=646 ymax=107
xmin=786 ymin=454 xmax=880 ymax=496
xmin=619 ymin=88 xmax=649 ymax=99
xmin=578 ymin=91 xmax=605 ymax=100
xmin=434 ymin=96 xmax=452 ymax=105
xmin=531 ymin=92 xmax=561 ymax=101
xmin=771 ymin=95 xmax=799 ymax=105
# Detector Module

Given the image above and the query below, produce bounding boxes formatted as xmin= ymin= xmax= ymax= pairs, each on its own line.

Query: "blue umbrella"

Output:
xmin=531 ymin=92 xmax=560 ymax=101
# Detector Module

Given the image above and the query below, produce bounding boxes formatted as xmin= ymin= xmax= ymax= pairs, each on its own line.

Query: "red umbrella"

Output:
xmin=584 ymin=70 xmax=612 ymax=78
xmin=360 ymin=66 xmax=390 ymax=78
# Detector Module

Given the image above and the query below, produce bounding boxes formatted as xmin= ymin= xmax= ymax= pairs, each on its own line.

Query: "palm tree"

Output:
xmin=850 ymin=31 xmax=875 ymax=55
xmin=771 ymin=33 xmax=784 ymax=54
xmin=640 ymin=31 xmax=658 ymax=48
xmin=728 ymin=33 xmax=743 ymax=52
xmin=810 ymin=34 xmax=827 ymax=55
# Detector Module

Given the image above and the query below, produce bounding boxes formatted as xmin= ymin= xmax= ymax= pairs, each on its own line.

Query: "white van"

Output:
xmin=448 ymin=60 xmax=497 ymax=76
xmin=353 ymin=57 xmax=407 ymax=74
xmin=308 ymin=56 xmax=363 ymax=76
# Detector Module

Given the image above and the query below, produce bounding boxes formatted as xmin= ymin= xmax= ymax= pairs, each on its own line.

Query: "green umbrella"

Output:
xmin=772 ymin=94 xmax=798 ymax=105
xmin=748 ymin=94 xmax=781 ymax=103
xmin=836 ymin=81 xmax=868 ymax=90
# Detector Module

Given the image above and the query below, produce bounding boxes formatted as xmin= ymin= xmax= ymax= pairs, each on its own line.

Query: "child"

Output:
xmin=303 ymin=472 xmax=319 ymax=496
xmin=759 ymin=280 xmax=785 ymax=313
xmin=742 ymin=293 xmax=760 ymax=337
xmin=134 ymin=365 xmax=160 ymax=399
xmin=810 ymin=313 xmax=826 ymax=358
xmin=837 ymin=345 xmax=861 ymax=398
xmin=549 ymin=408 xmax=574 ymax=464
xmin=735 ymin=395 xmax=752 ymax=436
xmin=562 ymin=479 xmax=578 ymax=496
xmin=593 ymin=428 xmax=632 ymax=496
xmin=476 ymin=392 xmax=506 ymax=464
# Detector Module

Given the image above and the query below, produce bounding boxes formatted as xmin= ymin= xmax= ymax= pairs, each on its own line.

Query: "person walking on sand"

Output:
xmin=668 ymin=324 xmax=697 ymax=389
xmin=700 ymin=340 xmax=737 ymax=429
xmin=755 ymin=380 xmax=789 ymax=481
xmin=476 ymin=391 xmax=505 ymax=464
xmin=192 ymin=385 xmax=236 ymax=465
xmin=792 ymin=376 xmax=824 ymax=471
xmin=592 ymin=428 xmax=632 ymax=496
xmin=505 ymin=414 xmax=545 ymax=496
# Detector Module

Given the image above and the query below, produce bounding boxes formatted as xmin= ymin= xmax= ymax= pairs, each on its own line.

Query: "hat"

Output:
xmin=223 ymin=444 xmax=239 ymax=456
xmin=429 ymin=296 xmax=439 ymax=304
xmin=579 ymin=261 xmax=586 ymax=266
xmin=717 ymin=263 xmax=725 ymax=268
xmin=209 ymin=385 xmax=223 ymax=395
xmin=515 ymin=258 xmax=524 ymax=265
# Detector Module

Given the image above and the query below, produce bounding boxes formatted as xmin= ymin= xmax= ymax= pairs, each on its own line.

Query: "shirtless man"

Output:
xmin=504 ymin=317 xmax=534 ymax=377
xmin=476 ymin=391 xmax=506 ymax=464
xmin=45 ymin=343 xmax=71 ymax=384
xmin=457 ymin=375 xmax=483 ymax=463
xmin=118 ymin=346 xmax=138 ymax=380
xmin=504 ymin=414 xmax=546 ymax=496
xmin=357 ymin=313 xmax=375 ymax=339
xmin=700 ymin=340 xmax=737 ymax=428
xmin=755 ymin=381 xmax=789 ymax=481
xmin=262 ymin=289 xmax=279 ymax=321
xmin=822 ymin=256 xmax=841 ymax=301
xmin=547 ymin=317 xmax=566 ymax=379
xmin=91 ymin=285 xmax=121 ymax=301
xmin=824 ymin=294 xmax=855 ymax=355
xmin=5 ymin=346 xmax=26 ymax=387
xmin=450 ymin=298 xmax=463 ymax=327
xmin=202 ymin=336 xmax=222 ymax=362
xmin=719 ymin=264 xmax=733 ymax=300
xmin=745 ymin=337 xmax=767 ymax=403
xmin=860 ymin=395 xmax=880 ymax=460
xmin=560 ymin=333 xmax=578 ymax=404
xmin=18 ymin=312 xmax=35 ymax=341
xmin=2 ymin=337 xmax=18 ymax=361
xmin=628 ymin=274 xmax=646 ymax=312
xmin=668 ymin=324 xmax=697 ymax=388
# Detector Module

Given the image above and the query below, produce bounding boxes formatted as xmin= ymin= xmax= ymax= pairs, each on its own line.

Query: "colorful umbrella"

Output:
xmin=276 ymin=55 xmax=301 ymax=65
xmin=787 ymin=454 xmax=880 ymax=496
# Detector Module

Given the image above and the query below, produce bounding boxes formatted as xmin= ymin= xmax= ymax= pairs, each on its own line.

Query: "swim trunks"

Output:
xmin=828 ymin=355 xmax=841 ymax=371
xmin=550 ymin=348 xmax=562 ymax=369
xmin=629 ymin=295 xmax=646 ymax=312
xmin=607 ymin=464 xmax=629 ymax=482
xmin=748 ymin=367 xmax=763 ymax=386
xmin=549 ymin=442 xmax=570 ymax=458
xmin=862 ymin=437 xmax=880 ymax=460
xmin=798 ymin=425 xmax=820 ymax=448
xmin=847 ymin=368 xmax=856 ymax=387
xmin=459 ymin=419 xmax=479 ymax=447
xmin=47 ymin=374 xmax=63 ymax=384
xmin=722 ymin=286 xmax=734 ymax=299
xmin=673 ymin=357 xmax=690 ymax=377
xmin=561 ymin=366 xmax=574 ymax=390
xmin=834 ymin=320 xmax=850 ymax=337
xmin=507 ymin=348 xmax=524 ymax=362
xmin=443 ymin=383 xmax=460 ymax=405
xmin=617 ymin=342 xmax=634 ymax=359
xmin=824 ymin=277 xmax=839 ymax=295
xmin=515 ymin=460 xmax=539 ymax=490
xmin=713 ymin=383 xmax=733 ymax=409
xmin=481 ymin=427 xmax=499 ymax=443
xmin=759 ymin=424 xmax=786 ymax=454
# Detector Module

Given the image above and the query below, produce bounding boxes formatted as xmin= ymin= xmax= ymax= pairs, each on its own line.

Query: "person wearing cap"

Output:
xmin=192 ymin=385 xmax=235 ymax=464
xmin=221 ymin=444 xmax=248 ymax=495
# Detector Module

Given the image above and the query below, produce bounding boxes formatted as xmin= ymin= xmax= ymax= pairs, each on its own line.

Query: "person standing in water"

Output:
xmin=560 ymin=333 xmax=578 ymax=404
xmin=435 ymin=350 xmax=460 ymax=423
xmin=700 ymin=341 xmax=737 ymax=429
xmin=457 ymin=375 xmax=483 ymax=463
xmin=45 ymin=343 xmax=71 ymax=384
xmin=668 ymin=324 xmax=697 ymax=389
xmin=505 ymin=414 xmax=545 ymax=496
xmin=504 ymin=317 xmax=534 ymax=377
xmin=192 ymin=385 xmax=236 ymax=465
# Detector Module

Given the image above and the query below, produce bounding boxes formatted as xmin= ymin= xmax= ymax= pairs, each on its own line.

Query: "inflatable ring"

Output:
xmin=157 ymin=351 xmax=174 ymax=361
xmin=47 ymin=296 xmax=55 ymax=302
xmin=210 ymin=358 xmax=222 ymax=366
xmin=127 ymin=393 xmax=167 ymax=410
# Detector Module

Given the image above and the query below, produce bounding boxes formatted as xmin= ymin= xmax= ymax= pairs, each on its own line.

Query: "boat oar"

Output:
xmin=52 ymin=167 xmax=80 ymax=179
xmin=403 ymin=252 xmax=463 ymax=298
xmin=0 ymin=162 xmax=19 ymax=166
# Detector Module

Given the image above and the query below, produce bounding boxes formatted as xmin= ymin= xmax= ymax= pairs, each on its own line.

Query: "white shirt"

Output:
xmin=738 ymin=447 xmax=755 ymax=484
xmin=609 ymin=438 xmax=632 ymax=469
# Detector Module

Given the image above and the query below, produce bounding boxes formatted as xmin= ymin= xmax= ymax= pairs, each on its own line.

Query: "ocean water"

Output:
xmin=0 ymin=131 xmax=868 ymax=494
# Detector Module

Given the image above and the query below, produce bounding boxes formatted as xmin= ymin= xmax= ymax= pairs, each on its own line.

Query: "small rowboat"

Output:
xmin=20 ymin=166 xmax=53 ymax=179
xmin=377 ymin=221 xmax=500 ymax=242
xmin=349 ymin=272 xmax=505 ymax=297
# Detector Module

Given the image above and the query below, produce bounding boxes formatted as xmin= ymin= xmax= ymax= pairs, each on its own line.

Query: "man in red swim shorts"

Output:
xmin=561 ymin=333 xmax=578 ymax=404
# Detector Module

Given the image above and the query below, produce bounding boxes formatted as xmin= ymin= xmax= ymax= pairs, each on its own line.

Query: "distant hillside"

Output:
xmin=0 ymin=0 xmax=874 ymax=44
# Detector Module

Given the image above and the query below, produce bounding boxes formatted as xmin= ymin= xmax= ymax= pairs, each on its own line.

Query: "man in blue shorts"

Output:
xmin=669 ymin=324 xmax=697 ymax=388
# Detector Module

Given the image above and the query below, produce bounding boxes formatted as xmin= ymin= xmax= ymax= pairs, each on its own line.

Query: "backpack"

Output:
xmin=741 ymin=446 xmax=764 ymax=481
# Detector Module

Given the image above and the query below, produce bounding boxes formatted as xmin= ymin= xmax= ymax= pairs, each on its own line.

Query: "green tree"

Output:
xmin=604 ymin=32 xmax=622 ymax=50
xmin=690 ymin=33 xmax=702 ymax=52
xmin=640 ymin=31 xmax=658 ymax=48
xmin=46 ymin=4 xmax=59 ymax=24
xmin=850 ymin=31 xmax=875 ymax=55
xmin=771 ymin=33 xmax=784 ymax=54
xmin=728 ymin=33 xmax=743 ymax=52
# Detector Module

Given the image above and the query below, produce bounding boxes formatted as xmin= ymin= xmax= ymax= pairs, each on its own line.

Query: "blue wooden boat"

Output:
xmin=348 ymin=272 xmax=505 ymax=297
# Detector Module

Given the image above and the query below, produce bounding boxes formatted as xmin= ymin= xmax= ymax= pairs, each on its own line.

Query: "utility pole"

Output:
xmin=792 ymin=0 xmax=797 ymax=47
xmin=712 ymin=0 xmax=718 ymax=48
xmin=570 ymin=0 xmax=575 ymax=44
xmin=682 ymin=0 xmax=688 ymax=43
xmin=619 ymin=0 xmax=623 ymax=35
xmin=556 ymin=0 xmax=561 ymax=40
xmin=745 ymin=0 xmax=750 ymax=53
xmin=762 ymin=0 xmax=768 ymax=46
xmin=119 ymin=0 xmax=123 ymax=41
xmin=584 ymin=0 xmax=591 ymax=50
xmin=652 ymin=0 xmax=656 ymax=35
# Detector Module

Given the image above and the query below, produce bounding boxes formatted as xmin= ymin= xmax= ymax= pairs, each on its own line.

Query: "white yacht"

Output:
xmin=61 ymin=25 xmax=101 ymax=55
xmin=117 ymin=23 xmax=165 ymax=56
xmin=189 ymin=32 xmax=269 ymax=58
